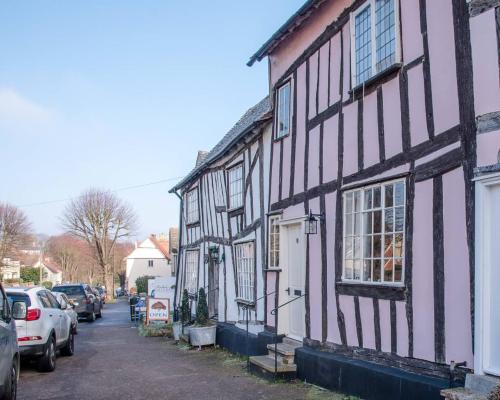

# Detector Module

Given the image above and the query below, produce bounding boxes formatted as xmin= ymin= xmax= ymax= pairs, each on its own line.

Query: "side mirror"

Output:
xmin=12 ymin=302 xmax=27 ymax=320
xmin=60 ymin=302 xmax=67 ymax=310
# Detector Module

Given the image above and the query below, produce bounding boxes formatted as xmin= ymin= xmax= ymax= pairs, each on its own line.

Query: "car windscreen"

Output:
xmin=52 ymin=286 xmax=85 ymax=296
xmin=6 ymin=292 xmax=32 ymax=307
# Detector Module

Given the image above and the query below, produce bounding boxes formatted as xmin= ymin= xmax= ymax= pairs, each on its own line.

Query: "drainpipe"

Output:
xmin=172 ymin=189 xmax=184 ymax=320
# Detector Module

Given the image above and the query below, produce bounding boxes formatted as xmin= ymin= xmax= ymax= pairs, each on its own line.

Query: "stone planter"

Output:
xmin=172 ymin=322 xmax=182 ymax=341
xmin=189 ymin=325 xmax=217 ymax=348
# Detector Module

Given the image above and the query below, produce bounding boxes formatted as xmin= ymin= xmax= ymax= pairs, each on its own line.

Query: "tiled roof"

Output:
xmin=149 ymin=235 xmax=171 ymax=261
xmin=170 ymin=96 xmax=271 ymax=192
xmin=43 ymin=259 xmax=62 ymax=274
xmin=247 ymin=0 xmax=327 ymax=66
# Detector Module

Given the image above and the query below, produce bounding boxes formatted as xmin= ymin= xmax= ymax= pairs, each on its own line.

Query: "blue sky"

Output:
xmin=0 ymin=1 xmax=304 ymax=239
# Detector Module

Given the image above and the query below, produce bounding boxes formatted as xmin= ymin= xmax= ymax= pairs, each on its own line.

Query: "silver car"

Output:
xmin=0 ymin=283 xmax=20 ymax=400
xmin=53 ymin=292 xmax=78 ymax=334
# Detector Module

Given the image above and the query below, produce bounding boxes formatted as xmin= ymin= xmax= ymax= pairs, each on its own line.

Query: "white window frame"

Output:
xmin=234 ymin=241 xmax=255 ymax=303
xmin=186 ymin=188 xmax=199 ymax=225
xmin=227 ymin=163 xmax=244 ymax=210
xmin=268 ymin=215 xmax=281 ymax=269
xmin=342 ymin=178 xmax=406 ymax=286
xmin=185 ymin=250 xmax=199 ymax=295
xmin=276 ymin=81 xmax=292 ymax=139
xmin=350 ymin=0 xmax=401 ymax=88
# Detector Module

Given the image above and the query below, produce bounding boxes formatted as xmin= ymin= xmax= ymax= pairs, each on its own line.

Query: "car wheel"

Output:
xmin=87 ymin=311 xmax=96 ymax=322
xmin=38 ymin=336 xmax=56 ymax=372
xmin=3 ymin=358 xmax=17 ymax=400
xmin=61 ymin=331 xmax=74 ymax=357
xmin=96 ymin=306 xmax=102 ymax=319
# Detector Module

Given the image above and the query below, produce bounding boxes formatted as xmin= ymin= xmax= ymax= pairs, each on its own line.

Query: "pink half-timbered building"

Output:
xmin=244 ymin=0 xmax=500 ymax=398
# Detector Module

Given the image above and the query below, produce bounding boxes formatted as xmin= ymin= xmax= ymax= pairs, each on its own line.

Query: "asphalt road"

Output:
xmin=17 ymin=298 xmax=332 ymax=400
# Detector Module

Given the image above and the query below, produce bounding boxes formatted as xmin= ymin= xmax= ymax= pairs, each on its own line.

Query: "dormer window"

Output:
xmin=350 ymin=0 xmax=400 ymax=87
xmin=276 ymin=82 xmax=291 ymax=139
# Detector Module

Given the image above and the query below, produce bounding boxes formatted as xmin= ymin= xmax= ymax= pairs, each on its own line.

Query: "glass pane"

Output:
xmin=373 ymin=259 xmax=381 ymax=282
xmin=395 ymin=206 xmax=405 ymax=232
xmin=345 ymin=260 xmax=354 ymax=279
xmin=354 ymin=191 xmax=362 ymax=212
xmin=373 ymin=187 xmax=381 ymax=208
xmin=364 ymin=188 xmax=373 ymax=209
xmin=345 ymin=193 xmax=353 ymax=214
xmin=373 ymin=235 xmax=382 ymax=258
xmin=345 ymin=213 xmax=353 ymax=235
xmin=354 ymin=237 xmax=362 ymax=259
xmin=355 ymin=5 xmax=372 ymax=85
xmin=374 ymin=210 xmax=382 ymax=233
xmin=384 ymin=259 xmax=394 ymax=282
xmin=394 ymin=181 xmax=405 ymax=206
xmin=394 ymin=233 xmax=403 ymax=258
xmin=385 ymin=184 xmax=394 ymax=207
xmin=354 ymin=260 xmax=362 ymax=280
xmin=375 ymin=0 xmax=396 ymax=73
xmin=385 ymin=208 xmax=394 ymax=233
xmin=384 ymin=234 xmax=394 ymax=258
xmin=363 ymin=236 xmax=372 ymax=258
xmin=354 ymin=213 xmax=362 ymax=235
xmin=363 ymin=260 xmax=372 ymax=281
xmin=344 ymin=238 xmax=353 ymax=259
xmin=363 ymin=212 xmax=373 ymax=233
xmin=394 ymin=259 xmax=403 ymax=282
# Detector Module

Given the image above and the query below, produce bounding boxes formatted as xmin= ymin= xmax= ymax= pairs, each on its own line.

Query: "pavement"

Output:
xmin=17 ymin=298 xmax=348 ymax=400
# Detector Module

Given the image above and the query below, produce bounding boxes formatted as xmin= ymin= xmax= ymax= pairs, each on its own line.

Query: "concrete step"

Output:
xmin=282 ymin=337 xmax=302 ymax=348
xmin=440 ymin=388 xmax=487 ymax=400
xmin=266 ymin=342 xmax=298 ymax=364
xmin=249 ymin=355 xmax=297 ymax=373
xmin=466 ymin=374 xmax=500 ymax=395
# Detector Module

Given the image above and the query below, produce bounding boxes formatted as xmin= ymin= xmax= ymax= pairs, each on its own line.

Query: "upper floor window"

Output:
xmin=148 ymin=260 xmax=154 ymax=267
xmin=185 ymin=250 xmax=199 ymax=294
xmin=186 ymin=188 xmax=199 ymax=224
xmin=268 ymin=216 xmax=281 ymax=269
xmin=342 ymin=179 xmax=405 ymax=285
xmin=276 ymin=82 xmax=291 ymax=139
xmin=227 ymin=164 xmax=243 ymax=210
xmin=351 ymin=0 xmax=399 ymax=87
xmin=235 ymin=241 xmax=255 ymax=303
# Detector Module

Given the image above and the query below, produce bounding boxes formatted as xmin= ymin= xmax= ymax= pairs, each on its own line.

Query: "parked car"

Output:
xmin=0 ymin=283 xmax=19 ymax=400
xmin=5 ymin=287 xmax=74 ymax=373
xmin=53 ymin=292 xmax=78 ymax=334
xmin=91 ymin=288 xmax=104 ymax=309
xmin=52 ymin=284 xmax=102 ymax=322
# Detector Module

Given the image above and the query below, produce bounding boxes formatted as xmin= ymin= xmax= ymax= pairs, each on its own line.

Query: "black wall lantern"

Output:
xmin=205 ymin=245 xmax=224 ymax=264
xmin=305 ymin=209 xmax=324 ymax=235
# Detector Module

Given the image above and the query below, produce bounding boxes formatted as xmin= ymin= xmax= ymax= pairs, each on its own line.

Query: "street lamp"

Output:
xmin=305 ymin=209 xmax=324 ymax=235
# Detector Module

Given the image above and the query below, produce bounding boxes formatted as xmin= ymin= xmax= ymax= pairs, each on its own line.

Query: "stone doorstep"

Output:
xmin=466 ymin=374 xmax=500 ymax=394
xmin=440 ymin=388 xmax=487 ymax=400
xmin=249 ymin=355 xmax=297 ymax=373
xmin=282 ymin=337 xmax=303 ymax=348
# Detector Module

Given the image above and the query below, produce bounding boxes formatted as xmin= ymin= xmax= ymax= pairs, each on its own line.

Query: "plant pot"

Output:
xmin=172 ymin=322 xmax=182 ymax=341
xmin=189 ymin=325 xmax=217 ymax=348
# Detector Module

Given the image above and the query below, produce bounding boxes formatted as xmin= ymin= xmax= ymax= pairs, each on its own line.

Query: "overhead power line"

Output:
xmin=17 ymin=176 xmax=184 ymax=208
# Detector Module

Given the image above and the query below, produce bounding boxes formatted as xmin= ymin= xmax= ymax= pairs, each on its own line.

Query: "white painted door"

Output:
xmin=483 ymin=182 xmax=500 ymax=375
xmin=286 ymin=223 xmax=305 ymax=340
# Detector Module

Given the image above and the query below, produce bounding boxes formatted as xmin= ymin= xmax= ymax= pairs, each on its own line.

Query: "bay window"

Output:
xmin=276 ymin=82 xmax=291 ymax=139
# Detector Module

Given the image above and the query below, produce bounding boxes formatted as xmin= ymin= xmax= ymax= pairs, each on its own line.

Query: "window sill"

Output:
xmin=235 ymin=298 xmax=255 ymax=307
xmin=349 ymin=63 xmax=402 ymax=98
xmin=228 ymin=207 xmax=244 ymax=217
xmin=273 ymin=132 xmax=290 ymax=143
xmin=186 ymin=221 xmax=200 ymax=228
xmin=335 ymin=281 xmax=406 ymax=300
xmin=263 ymin=268 xmax=282 ymax=272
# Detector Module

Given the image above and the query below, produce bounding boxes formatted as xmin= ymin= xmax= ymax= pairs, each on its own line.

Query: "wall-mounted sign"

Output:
xmin=147 ymin=298 xmax=170 ymax=323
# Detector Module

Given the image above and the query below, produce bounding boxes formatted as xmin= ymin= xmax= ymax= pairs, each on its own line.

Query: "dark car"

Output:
xmin=0 ymin=283 xmax=20 ymax=400
xmin=52 ymin=284 xmax=102 ymax=322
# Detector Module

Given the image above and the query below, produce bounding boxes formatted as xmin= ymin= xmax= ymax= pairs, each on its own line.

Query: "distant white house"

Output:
xmin=1 ymin=258 xmax=21 ymax=281
xmin=125 ymin=234 xmax=172 ymax=292
xmin=33 ymin=259 xmax=63 ymax=286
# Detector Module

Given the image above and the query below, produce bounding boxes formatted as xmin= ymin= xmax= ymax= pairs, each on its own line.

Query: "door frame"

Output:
xmin=277 ymin=216 xmax=307 ymax=339
xmin=474 ymin=171 xmax=500 ymax=376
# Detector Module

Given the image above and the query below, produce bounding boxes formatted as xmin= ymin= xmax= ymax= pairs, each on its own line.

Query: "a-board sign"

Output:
xmin=146 ymin=298 xmax=170 ymax=323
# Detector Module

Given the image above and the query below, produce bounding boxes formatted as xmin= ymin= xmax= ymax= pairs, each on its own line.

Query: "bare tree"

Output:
xmin=113 ymin=241 xmax=134 ymax=290
xmin=61 ymin=189 xmax=137 ymax=294
xmin=0 ymin=202 xmax=31 ymax=265
xmin=46 ymin=234 xmax=91 ymax=282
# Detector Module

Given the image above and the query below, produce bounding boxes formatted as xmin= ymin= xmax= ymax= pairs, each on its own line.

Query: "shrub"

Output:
xmin=42 ymin=281 xmax=53 ymax=289
xmin=196 ymin=288 xmax=209 ymax=326
xmin=135 ymin=276 xmax=153 ymax=294
xmin=180 ymin=289 xmax=190 ymax=325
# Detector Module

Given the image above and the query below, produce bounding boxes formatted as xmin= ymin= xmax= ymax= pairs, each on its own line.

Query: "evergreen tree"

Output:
xmin=180 ymin=289 xmax=190 ymax=325
xmin=196 ymin=288 xmax=209 ymax=326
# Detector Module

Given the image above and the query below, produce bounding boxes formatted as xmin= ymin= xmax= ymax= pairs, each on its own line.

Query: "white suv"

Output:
xmin=6 ymin=287 xmax=74 ymax=372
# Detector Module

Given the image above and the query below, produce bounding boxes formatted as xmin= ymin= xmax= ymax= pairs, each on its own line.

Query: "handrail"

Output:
xmin=241 ymin=290 xmax=276 ymax=310
xmin=270 ymin=292 xmax=307 ymax=315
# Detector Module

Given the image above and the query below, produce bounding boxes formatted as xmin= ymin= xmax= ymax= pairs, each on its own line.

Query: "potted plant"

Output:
xmin=189 ymin=288 xmax=216 ymax=349
xmin=173 ymin=289 xmax=190 ymax=341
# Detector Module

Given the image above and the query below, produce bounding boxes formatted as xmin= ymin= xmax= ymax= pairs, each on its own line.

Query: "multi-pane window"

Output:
xmin=276 ymin=82 xmax=291 ymax=139
xmin=186 ymin=188 xmax=199 ymax=224
xmin=185 ymin=250 xmax=199 ymax=294
xmin=148 ymin=260 xmax=154 ymax=267
xmin=228 ymin=164 xmax=243 ymax=210
xmin=268 ymin=216 xmax=280 ymax=269
xmin=351 ymin=0 xmax=398 ymax=86
xmin=235 ymin=242 xmax=255 ymax=302
xmin=343 ymin=180 xmax=405 ymax=284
